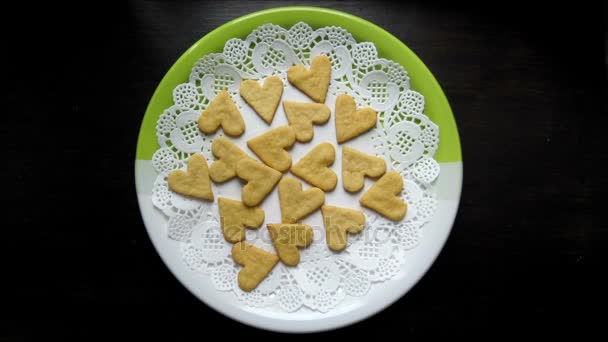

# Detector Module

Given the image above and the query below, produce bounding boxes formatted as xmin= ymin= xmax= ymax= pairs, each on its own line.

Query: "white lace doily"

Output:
xmin=151 ymin=23 xmax=440 ymax=313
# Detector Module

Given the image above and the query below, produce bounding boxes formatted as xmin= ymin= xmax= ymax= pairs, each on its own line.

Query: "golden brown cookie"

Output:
xmin=278 ymin=177 xmax=325 ymax=223
xmin=167 ymin=154 xmax=214 ymax=201
xmin=247 ymin=126 xmax=296 ymax=172
xmin=267 ymin=223 xmax=314 ymax=266
xmin=209 ymin=137 xmax=252 ymax=183
xmin=291 ymin=142 xmax=337 ymax=191
xmin=321 ymin=205 xmax=366 ymax=251
xmin=198 ymin=90 xmax=245 ymax=136
xmin=287 ymin=55 xmax=331 ymax=103
xmin=342 ymin=146 xmax=387 ymax=192
xmin=232 ymin=242 xmax=279 ymax=292
xmin=334 ymin=94 xmax=377 ymax=143
xmin=218 ymin=198 xmax=265 ymax=243
xmin=359 ymin=171 xmax=407 ymax=220
xmin=236 ymin=158 xmax=282 ymax=207
xmin=240 ymin=76 xmax=284 ymax=124
xmin=283 ymin=101 xmax=331 ymax=142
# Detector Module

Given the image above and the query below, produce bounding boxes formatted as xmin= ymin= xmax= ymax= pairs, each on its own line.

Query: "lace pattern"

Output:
xmin=151 ymin=23 xmax=440 ymax=313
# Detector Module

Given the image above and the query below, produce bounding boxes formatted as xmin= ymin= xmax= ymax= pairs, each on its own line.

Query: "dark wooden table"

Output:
xmin=2 ymin=0 xmax=605 ymax=338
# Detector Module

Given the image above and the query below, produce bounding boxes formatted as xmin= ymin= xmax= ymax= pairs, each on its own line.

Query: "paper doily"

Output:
xmin=151 ymin=22 xmax=439 ymax=313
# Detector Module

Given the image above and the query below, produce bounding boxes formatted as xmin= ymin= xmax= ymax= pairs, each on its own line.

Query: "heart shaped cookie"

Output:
xmin=198 ymin=90 xmax=245 ymax=136
xmin=287 ymin=55 xmax=331 ymax=103
xmin=291 ymin=142 xmax=337 ymax=191
xmin=283 ymin=101 xmax=331 ymax=142
xmin=335 ymin=94 xmax=377 ymax=143
xmin=247 ymin=126 xmax=296 ymax=172
xmin=267 ymin=223 xmax=314 ymax=266
xmin=218 ymin=197 xmax=265 ymax=243
xmin=240 ymin=76 xmax=284 ymax=124
xmin=236 ymin=158 xmax=282 ymax=207
xmin=167 ymin=154 xmax=214 ymax=200
xmin=232 ymin=242 xmax=279 ymax=292
xmin=359 ymin=171 xmax=407 ymax=221
xmin=342 ymin=146 xmax=387 ymax=192
xmin=209 ymin=137 xmax=252 ymax=183
xmin=278 ymin=177 xmax=325 ymax=223
xmin=321 ymin=205 xmax=366 ymax=251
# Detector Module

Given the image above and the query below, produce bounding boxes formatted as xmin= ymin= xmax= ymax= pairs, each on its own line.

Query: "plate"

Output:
xmin=135 ymin=7 xmax=462 ymax=333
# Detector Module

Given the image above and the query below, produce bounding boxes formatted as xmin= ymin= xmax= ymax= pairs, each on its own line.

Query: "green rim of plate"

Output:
xmin=135 ymin=6 xmax=462 ymax=163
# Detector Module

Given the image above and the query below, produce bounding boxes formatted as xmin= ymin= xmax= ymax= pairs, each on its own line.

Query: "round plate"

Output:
xmin=135 ymin=7 xmax=462 ymax=333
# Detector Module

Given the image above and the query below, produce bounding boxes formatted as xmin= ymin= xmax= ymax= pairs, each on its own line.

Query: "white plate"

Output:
xmin=135 ymin=7 xmax=462 ymax=332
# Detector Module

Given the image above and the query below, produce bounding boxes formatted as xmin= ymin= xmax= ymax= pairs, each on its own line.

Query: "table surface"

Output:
xmin=2 ymin=0 xmax=606 ymax=337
